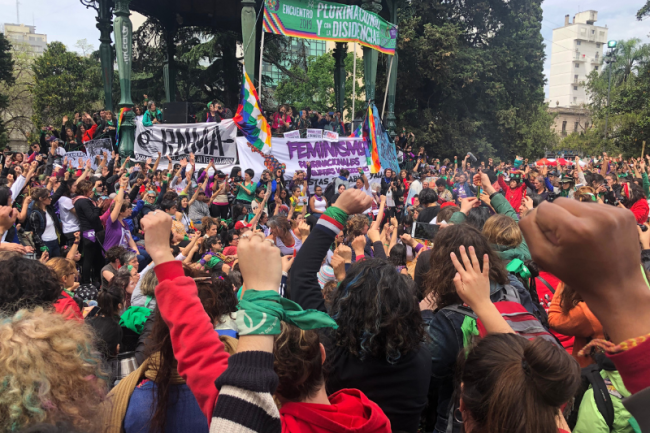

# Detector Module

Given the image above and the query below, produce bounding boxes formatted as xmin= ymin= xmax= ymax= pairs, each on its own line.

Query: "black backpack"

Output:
xmin=567 ymin=352 xmax=616 ymax=431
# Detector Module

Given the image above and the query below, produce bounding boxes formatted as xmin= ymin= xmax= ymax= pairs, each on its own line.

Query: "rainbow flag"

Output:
xmin=365 ymin=106 xmax=381 ymax=173
xmin=233 ymin=67 xmax=272 ymax=154
xmin=115 ymin=107 xmax=130 ymax=148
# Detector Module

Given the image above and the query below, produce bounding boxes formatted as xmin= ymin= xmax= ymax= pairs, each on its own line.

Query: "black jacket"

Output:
xmin=290 ymin=218 xmax=431 ymax=433
xmin=73 ymin=196 xmax=103 ymax=233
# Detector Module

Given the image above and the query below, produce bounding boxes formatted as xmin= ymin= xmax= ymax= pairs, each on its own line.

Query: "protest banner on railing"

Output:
xmin=134 ymin=119 xmax=237 ymax=168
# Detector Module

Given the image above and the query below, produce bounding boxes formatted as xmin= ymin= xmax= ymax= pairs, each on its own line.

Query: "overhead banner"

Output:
xmin=263 ymin=0 xmax=398 ymax=55
xmin=134 ymin=120 xmax=237 ymax=168
xmin=370 ymin=104 xmax=400 ymax=174
xmin=237 ymin=136 xmax=383 ymax=193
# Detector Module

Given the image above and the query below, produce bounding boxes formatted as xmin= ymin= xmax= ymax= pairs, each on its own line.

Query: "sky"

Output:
xmin=0 ymin=0 xmax=648 ymax=99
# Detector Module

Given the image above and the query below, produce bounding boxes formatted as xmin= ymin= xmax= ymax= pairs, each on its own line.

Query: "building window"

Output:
xmin=575 ymin=63 xmax=579 ymax=68
xmin=574 ymin=122 xmax=579 ymax=132
xmin=596 ymin=43 xmax=601 ymax=48
xmin=594 ymin=66 xmax=599 ymax=71
xmin=573 ymin=97 xmax=578 ymax=103
xmin=576 ymin=40 xmax=581 ymax=45
xmin=591 ymin=30 xmax=595 ymax=34
xmin=574 ymin=74 xmax=579 ymax=83
xmin=562 ymin=121 xmax=567 ymax=132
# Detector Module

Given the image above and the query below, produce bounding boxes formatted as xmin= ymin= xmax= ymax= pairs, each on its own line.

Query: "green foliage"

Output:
xmin=273 ymin=50 xmax=364 ymax=114
xmin=638 ymin=0 xmax=650 ymax=20
xmin=582 ymin=39 xmax=650 ymax=157
xmin=31 ymin=42 xmax=103 ymax=127
xmin=0 ymin=33 xmax=15 ymax=149
xmin=0 ymin=41 xmax=37 ymax=146
xmin=378 ymin=0 xmax=554 ymax=160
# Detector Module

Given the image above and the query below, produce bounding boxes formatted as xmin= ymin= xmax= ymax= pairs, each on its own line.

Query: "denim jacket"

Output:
xmin=422 ymin=275 xmax=535 ymax=432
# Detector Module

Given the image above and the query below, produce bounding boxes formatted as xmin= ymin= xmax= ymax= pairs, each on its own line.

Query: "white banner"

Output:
xmin=236 ymin=136 xmax=384 ymax=193
xmin=323 ymin=130 xmax=339 ymax=140
xmin=283 ymin=130 xmax=301 ymax=139
xmin=63 ymin=138 xmax=113 ymax=170
xmin=134 ymin=120 xmax=237 ymax=168
xmin=306 ymin=129 xmax=323 ymax=139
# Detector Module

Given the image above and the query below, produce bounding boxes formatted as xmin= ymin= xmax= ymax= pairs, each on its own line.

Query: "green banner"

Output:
xmin=263 ymin=0 xmax=397 ymax=55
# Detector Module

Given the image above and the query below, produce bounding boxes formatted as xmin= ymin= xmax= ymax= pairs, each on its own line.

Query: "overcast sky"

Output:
xmin=1 ymin=0 xmax=648 ymax=98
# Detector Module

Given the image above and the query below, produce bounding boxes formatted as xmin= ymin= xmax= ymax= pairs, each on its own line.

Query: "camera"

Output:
xmin=546 ymin=192 xmax=560 ymax=203
xmin=232 ymin=175 xmax=243 ymax=183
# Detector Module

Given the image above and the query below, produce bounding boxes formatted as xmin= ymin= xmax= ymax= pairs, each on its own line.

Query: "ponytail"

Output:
xmin=96 ymin=285 xmax=123 ymax=318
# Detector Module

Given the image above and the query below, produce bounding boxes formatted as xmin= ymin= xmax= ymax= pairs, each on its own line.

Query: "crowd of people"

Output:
xmin=0 ymin=130 xmax=649 ymax=433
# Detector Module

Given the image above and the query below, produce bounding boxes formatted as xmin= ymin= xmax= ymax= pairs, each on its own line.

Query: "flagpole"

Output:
xmin=352 ymin=43 xmax=357 ymax=122
xmin=258 ymin=31 xmax=265 ymax=102
xmin=381 ymin=54 xmax=394 ymax=120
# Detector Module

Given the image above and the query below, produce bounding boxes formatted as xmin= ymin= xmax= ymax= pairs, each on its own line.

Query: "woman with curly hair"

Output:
xmin=0 ymin=308 xmax=107 ymax=432
xmin=288 ymin=191 xmax=431 ymax=433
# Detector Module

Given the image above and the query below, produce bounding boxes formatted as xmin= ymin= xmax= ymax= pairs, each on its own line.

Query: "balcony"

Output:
xmin=591 ymin=57 xmax=601 ymax=64
xmin=574 ymin=53 xmax=587 ymax=62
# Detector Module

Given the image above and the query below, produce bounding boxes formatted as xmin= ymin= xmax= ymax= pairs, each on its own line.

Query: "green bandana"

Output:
xmin=506 ymin=258 xmax=531 ymax=280
xmin=119 ymin=306 xmax=153 ymax=334
xmin=236 ymin=290 xmax=338 ymax=335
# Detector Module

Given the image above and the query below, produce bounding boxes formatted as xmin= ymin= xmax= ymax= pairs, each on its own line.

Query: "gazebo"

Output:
xmin=80 ymin=0 xmax=402 ymax=157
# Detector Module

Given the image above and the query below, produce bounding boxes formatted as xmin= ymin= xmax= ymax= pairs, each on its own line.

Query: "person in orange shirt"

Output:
xmin=548 ymin=282 xmax=604 ymax=368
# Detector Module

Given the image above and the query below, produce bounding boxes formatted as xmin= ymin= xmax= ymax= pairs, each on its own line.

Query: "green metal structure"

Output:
xmin=80 ymin=0 xmax=401 ymax=157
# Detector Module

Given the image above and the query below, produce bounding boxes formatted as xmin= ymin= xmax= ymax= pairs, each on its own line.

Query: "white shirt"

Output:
xmin=10 ymin=175 xmax=26 ymax=204
xmin=42 ymin=212 xmax=57 ymax=242
xmin=58 ymin=196 xmax=80 ymax=234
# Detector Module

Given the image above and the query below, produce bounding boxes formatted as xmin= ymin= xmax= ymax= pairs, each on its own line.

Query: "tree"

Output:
xmin=602 ymin=38 xmax=650 ymax=87
xmin=0 ymin=33 xmax=15 ymax=149
xmin=0 ymin=41 xmax=36 ymax=147
xmin=32 ymin=42 xmax=103 ymax=127
xmin=75 ymin=39 xmax=95 ymax=57
xmin=380 ymin=0 xmax=553 ymax=160
xmin=273 ymin=51 xmax=364 ymax=115
xmin=638 ymin=0 xmax=650 ymax=21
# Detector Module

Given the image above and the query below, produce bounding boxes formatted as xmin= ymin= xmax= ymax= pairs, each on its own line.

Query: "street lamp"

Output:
xmin=603 ymin=40 xmax=617 ymax=143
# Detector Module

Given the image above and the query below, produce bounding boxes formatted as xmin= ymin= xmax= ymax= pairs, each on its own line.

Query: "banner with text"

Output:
xmin=65 ymin=138 xmax=113 ymax=170
xmin=237 ymin=136 xmax=384 ymax=192
xmin=263 ymin=0 xmax=397 ymax=55
xmin=134 ymin=119 xmax=237 ymax=168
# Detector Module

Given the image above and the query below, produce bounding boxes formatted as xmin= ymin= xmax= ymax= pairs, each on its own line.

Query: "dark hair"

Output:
xmin=146 ymin=265 xmax=232 ymax=433
xmin=424 ymin=224 xmax=508 ymax=308
xmin=206 ymin=271 xmax=239 ymax=325
xmin=97 ymin=284 xmax=125 ymax=320
xmin=162 ymin=190 xmax=178 ymax=202
xmin=231 ymin=203 xmax=246 ymax=222
xmin=222 ymin=229 xmax=239 ymax=247
xmin=625 ymin=181 xmax=646 ymax=205
xmin=0 ymin=256 xmax=61 ymax=313
xmin=435 ymin=178 xmax=447 ymax=188
xmin=459 ymin=334 xmax=580 ymax=433
xmin=0 ymin=186 xmax=11 ymax=206
xmin=105 ymin=246 xmax=126 ymax=264
xmin=87 ymin=315 xmax=123 ymax=359
xmin=464 ymin=206 xmax=491 ymax=231
xmin=244 ymin=168 xmax=255 ymax=179
xmin=229 ymin=166 xmax=241 ymax=178
xmin=559 ymin=283 xmax=583 ymax=314
xmin=160 ymin=200 xmax=177 ymax=212
xmin=388 ymin=244 xmax=407 ymax=267
xmin=419 ymin=188 xmax=438 ymax=206
xmin=331 ymin=258 xmax=425 ymax=363
xmin=274 ymin=324 xmax=324 ymax=401
xmin=228 ymin=268 xmax=243 ymax=289
xmin=201 ymin=235 xmax=221 ymax=255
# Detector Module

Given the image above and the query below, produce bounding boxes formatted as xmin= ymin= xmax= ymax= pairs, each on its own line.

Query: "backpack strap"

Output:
xmin=537 ymin=276 xmax=555 ymax=294
xmin=441 ymin=304 xmax=477 ymax=320
xmin=583 ymin=364 xmax=615 ymax=431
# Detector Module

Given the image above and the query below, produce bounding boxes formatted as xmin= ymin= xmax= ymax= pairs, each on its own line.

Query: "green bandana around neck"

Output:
xmin=506 ymin=258 xmax=531 ymax=280
xmin=236 ymin=290 xmax=338 ymax=335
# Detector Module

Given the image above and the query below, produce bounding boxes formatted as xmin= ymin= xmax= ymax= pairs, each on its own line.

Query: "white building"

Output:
xmin=548 ymin=11 xmax=608 ymax=108
xmin=2 ymin=23 xmax=47 ymax=56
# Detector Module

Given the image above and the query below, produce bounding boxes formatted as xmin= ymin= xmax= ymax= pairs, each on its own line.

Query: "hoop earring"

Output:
xmin=454 ymin=408 xmax=464 ymax=424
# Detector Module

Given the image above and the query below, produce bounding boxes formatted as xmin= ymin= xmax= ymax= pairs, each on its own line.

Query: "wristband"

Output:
xmin=236 ymin=290 xmax=338 ymax=335
xmin=323 ymin=206 xmax=348 ymax=227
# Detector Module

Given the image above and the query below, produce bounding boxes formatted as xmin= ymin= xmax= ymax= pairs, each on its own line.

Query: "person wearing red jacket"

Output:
xmin=46 ymin=257 xmax=83 ymax=322
xmin=621 ymin=182 xmax=649 ymax=224
xmin=497 ymin=171 xmax=527 ymax=211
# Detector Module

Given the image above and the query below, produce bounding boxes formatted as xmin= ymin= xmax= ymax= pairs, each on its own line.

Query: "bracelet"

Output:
xmin=73 ymin=242 xmax=80 ymax=245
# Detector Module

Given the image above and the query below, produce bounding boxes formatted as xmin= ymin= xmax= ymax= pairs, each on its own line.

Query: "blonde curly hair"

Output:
xmin=0 ymin=308 xmax=108 ymax=431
